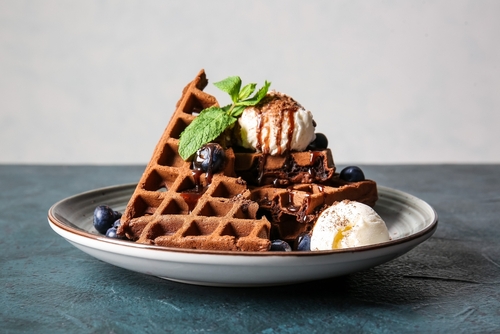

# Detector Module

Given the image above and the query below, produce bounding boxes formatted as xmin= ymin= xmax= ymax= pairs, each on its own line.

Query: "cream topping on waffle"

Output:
xmin=238 ymin=91 xmax=316 ymax=155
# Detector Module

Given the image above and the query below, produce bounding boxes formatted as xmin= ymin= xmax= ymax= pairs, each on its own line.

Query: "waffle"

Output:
xmin=249 ymin=176 xmax=378 ymax=243
xmin=117 ymin=70 xmax=272 ymax=251
xmin=234 ymin=149 xmax=335 ymax=186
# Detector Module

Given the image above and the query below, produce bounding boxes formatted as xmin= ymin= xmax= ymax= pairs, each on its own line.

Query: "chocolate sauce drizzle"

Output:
xmin=307 ymin=151 xmax=322 ymax=180
xmin=181 ymin=144 xmax=222 ymax=213
xmin=255 ymin=94 xmax=297 ymax=156
xmin=286 ymin=188 xmax=300 ymax=213
xmin=250 ymin=93 xmax=329 ymax=187
xmin=180 ymin=169 xmax=205 ymax=214
xmin=284 ymin=184 xmax=327 ymax=223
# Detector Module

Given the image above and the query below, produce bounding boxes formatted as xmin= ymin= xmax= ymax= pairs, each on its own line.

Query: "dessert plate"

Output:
xmin=48 ymin=184 xmax=438 ymax=287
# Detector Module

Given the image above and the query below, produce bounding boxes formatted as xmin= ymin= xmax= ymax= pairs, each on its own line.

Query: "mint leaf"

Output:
xmin=220 ymin=104 xmax=232 ymax=113
xmin=255 ymin=80 xmax=271 ymax=101
xmin=178 ymin=107 xmax=237 ymax=160
xmin=213 ymin=76 xmax=241 ymax=103
xmin=238 ymin=83 xmax=256 ymax=101
xmin=230 ymin=105 xmax=246 ymax=118
xmin=236 ymin=80 xmax=271 ymax=106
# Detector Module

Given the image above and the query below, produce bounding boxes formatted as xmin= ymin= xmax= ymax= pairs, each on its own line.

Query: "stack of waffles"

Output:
xmin=118 ymin=69 xmax=378 ymax=251
xmin=117 ymin=71 xmax=271 ymax=251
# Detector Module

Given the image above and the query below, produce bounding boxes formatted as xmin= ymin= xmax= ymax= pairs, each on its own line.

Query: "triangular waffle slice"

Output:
xmin=117 ymin=70 xmax=271 ymax=251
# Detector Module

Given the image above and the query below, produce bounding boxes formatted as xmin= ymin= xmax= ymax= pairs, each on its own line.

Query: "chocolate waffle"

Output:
xmin=250 ymin=176 xmax=378 ymax=243
xmin=234 ymin=149 xmax=335 ymax=186
xmin=117 ymin=70 xmax=271 ymax=251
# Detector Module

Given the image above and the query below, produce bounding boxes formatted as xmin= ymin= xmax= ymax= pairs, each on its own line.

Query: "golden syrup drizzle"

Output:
xmin=333 ymin=225 xmax=352 ymax=249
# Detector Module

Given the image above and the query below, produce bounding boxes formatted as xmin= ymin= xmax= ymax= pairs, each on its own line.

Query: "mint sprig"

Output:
xmin=178 ymin=76 xmax=271 ymax=160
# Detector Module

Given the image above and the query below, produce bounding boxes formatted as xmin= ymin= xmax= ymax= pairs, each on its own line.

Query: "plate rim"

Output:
xmin=47 ymin=183 xmax=439 ymax=257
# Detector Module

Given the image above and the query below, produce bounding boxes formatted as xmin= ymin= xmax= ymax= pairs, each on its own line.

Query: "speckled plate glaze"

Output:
xmin=48 ymin=184 xmax=438 ymax=287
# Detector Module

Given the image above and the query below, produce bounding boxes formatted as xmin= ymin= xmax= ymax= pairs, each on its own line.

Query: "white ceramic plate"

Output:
xmin=48 ymin=184 xmax=438 ymax=287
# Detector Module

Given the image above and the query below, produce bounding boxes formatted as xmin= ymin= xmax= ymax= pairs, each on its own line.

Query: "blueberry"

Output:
xmin=308 ymin=133 xmax=328 ymax=150
xmin=105 ymin=227 xmax=119 ymax=238
xmin=339 ymin=166 xmax=365 ymax=182
xmin=270 ymin=239 xmax=292 ymax=251
xmin=93 ymin=205 xmax=122 ymax=234
xmin=295 ymin=233 xmax=311 ymax=251
xmin=112 ymin=219 xmax=121 ymax=228
xmin=192 ymin=143 xmax=225 ymax=174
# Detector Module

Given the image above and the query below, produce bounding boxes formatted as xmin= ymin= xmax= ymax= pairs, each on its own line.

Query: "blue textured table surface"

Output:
xmin=1 ymin=165 xmax=499 ymax=333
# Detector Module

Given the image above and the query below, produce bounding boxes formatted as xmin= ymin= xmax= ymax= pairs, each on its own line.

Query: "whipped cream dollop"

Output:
xmin=310 ymin=200 xmax=390 ymax=250
xmin=237 ymin=91 xmax=316 ymax=155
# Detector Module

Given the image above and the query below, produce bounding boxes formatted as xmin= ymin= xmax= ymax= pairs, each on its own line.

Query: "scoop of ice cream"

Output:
xmin=310 ymin=200 xmax=390 ymax=250
xmin=237 ymin=91 xmax=316 ymax=155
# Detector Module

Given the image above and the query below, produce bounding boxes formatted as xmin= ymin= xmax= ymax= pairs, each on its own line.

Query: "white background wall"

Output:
xmin=1 ymin=0 xmax=499 ymax=164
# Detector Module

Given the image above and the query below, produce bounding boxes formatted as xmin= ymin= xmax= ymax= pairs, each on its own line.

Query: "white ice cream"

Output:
xmin=238 ymin=91 xmax=315 ymax=155
xmin=310 ymin=200 xmax=390 ymax=250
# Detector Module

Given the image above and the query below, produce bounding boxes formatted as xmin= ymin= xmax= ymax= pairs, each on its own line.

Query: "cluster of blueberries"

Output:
xmin=271 ymin=233 xmax=311 ymax=251
xmin=93 ymin=205 xmax=124 ymax=239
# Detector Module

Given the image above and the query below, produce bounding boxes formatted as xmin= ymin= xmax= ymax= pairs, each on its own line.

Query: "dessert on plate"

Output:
xmin=106 ymin=69 xmax=383 ymax=252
